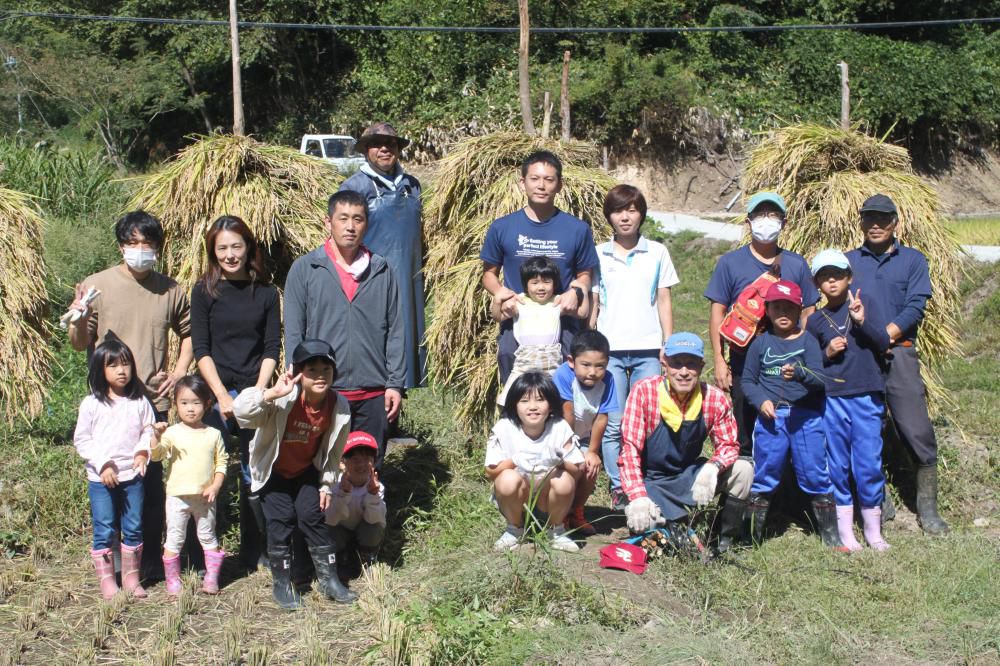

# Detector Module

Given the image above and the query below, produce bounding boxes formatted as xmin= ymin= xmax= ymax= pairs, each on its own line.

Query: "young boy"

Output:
xmin=553 ymin=330 xmax=618 ymax=535
xmin=741 ymin=280 xmax=846 ymax=551
xmin=233 ymin=339 xmax=355 ymax=609
xmin=806 ymin=250 xmax=891 ymax=551
xmin=494 ymin=256 xmax=567 ymax=404
xmin=325 ymin=431 xmax=387 ymax=578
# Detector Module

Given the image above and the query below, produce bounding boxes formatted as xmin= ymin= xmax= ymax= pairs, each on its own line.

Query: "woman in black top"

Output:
xmin=191 ymin=215 xmax=280 ymax=570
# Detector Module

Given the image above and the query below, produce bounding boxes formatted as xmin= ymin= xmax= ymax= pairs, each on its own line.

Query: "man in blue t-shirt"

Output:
xmin=480 ymin=151 xmax=600 ymax=382
xmin=704 ymin=191 xmax=819 ymax=456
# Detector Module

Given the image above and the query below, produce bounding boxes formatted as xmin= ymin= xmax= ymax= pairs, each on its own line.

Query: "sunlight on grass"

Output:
xmin=945 ymin=216 xmax=1000 ymax=245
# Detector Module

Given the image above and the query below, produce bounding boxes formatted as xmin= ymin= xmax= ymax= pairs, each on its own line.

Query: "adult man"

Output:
xmin=845 ymin=194 xmax=949 ymax=534
xmin=68 ymin=210 xmax=194 ymax=579
xmin=480 ymin=151 xmax=600 ymax=382
xmin=618 ymin=333 xmax=752 ymax=552
xmin=704 ymin=192 xmax=819 ymax=455
xmin=284 ymin=190 xmax=405 ymax=469
xmin=339 ymin=122 xmax=425 ymax=389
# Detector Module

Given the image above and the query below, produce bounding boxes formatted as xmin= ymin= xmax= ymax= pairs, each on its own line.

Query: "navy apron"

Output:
xmin=641 ymin=381 xmax=707 ymax=521
xmin=365 ymin=180 xmax=426 ymax=389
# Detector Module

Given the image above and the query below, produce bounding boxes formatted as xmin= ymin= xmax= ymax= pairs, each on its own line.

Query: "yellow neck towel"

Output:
xmin=657 ymin=381 xmax=702 ymax=432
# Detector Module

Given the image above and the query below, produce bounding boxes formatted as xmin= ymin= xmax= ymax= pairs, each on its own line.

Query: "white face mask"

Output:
xmin=123 ymin=247 xmax=158 ymax=272
xmin=750 ymin=216 xmax=782 ymax=244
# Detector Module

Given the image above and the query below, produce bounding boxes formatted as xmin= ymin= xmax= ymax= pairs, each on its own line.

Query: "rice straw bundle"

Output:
xmin=743 ymin=124 xmax=963 ymax=407
xmin=0 ymin=188 xmax=52 ymax=421
xmin=127 ymin=133 xmax=342 ymax=288
xmin=424 ymin=132 xmax=615 ymax=426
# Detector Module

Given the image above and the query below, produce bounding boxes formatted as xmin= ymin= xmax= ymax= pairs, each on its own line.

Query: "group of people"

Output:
xmin=67 ymin=131 xmax=948 ymax=610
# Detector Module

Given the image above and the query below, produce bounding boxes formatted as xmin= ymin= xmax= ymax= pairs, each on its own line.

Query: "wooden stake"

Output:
xmin=229 ymin=0 xmax=245 ymax=136
xmin=517 ymin=0 xmax=535 ymax=135
xmin=838 ymin=61 xmax=850 ymax=130
xmin=560 ymin=50 xmax=571 ymax=141
xmin=541 ymin=91 xmax=552 ymax=138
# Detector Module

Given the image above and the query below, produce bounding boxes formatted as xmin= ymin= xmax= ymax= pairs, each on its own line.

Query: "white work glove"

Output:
xmin=691 ymin=463 xmax=720 ymax=507
xmin=625 ymin=496 xmax=663 ymax=534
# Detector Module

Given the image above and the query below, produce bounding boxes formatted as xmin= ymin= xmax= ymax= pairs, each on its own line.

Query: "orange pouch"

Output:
xmin=719 ymin=272 xmax=780 ymax=348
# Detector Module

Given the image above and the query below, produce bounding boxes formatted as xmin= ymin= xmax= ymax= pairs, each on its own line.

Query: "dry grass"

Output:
xmin=0 ymin=187 xmax=52 ymax=421
xmin=423 ymin=132 xmax=615 ymax=425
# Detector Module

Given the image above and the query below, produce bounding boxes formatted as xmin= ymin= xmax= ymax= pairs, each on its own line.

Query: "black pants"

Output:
xmin=729 ymin=369 xmax=758 ymax=458
xmin=259 ymin=467 xmax=330 ymax=551
xmin=884 ymin=345 xmax=937 ymax=466
xmin=496 ymin=316 xmax=578 ymax=384
xmin=348 ymin=395 xmax=389 ymax=469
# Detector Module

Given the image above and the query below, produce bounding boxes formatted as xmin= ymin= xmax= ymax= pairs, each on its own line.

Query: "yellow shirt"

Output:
xmin=151 ymin=423 xmax=227 ymax=496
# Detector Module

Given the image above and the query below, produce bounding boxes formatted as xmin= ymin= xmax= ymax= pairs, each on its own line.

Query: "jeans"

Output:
xmin=89 ymin=476 xmax=144 ymax=550
xmin=601 ymin=350 xmax=662 ymax=491
xmin=204 ymin=388 xmax=255 ymax=486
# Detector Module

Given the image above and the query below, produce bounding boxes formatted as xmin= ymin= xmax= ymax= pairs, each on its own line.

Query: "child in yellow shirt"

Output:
xmin=151 ymin=375 xmax=228 ymax=597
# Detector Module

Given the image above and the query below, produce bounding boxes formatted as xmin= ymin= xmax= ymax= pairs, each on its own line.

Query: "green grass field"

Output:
xmin=944 ymin=216 xmax=1000 ymax=245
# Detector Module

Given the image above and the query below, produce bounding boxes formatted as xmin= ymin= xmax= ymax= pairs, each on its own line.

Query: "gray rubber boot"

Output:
xmin=717 ymin=496 xmax=748 ymax=554
xmin=915 ymin=465 xmax=950 ymax=535
xmin=308 ymin=545 xmax=358 ymax=604
xmin=268 ymin=548 xmax=303 ymax=610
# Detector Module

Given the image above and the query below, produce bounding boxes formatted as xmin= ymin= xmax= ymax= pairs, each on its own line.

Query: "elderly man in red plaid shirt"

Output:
xmin=618 ymin=332 xmax=753 ymax=552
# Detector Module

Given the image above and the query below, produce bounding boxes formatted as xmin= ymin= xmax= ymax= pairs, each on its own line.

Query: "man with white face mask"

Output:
xmin=69 ymin=210 xmax=193 ymax=580
xmin=704 ymin=192 xmax=818 ymax=456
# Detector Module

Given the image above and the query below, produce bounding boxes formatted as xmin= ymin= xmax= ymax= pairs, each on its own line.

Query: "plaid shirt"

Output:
xmin=618 ymin=377 xmax=740 ymax=501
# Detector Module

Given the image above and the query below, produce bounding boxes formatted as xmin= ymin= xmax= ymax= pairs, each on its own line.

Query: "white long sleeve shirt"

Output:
xmin=73 ymin=394 xmax=154 ymax=483
xmin=324 ymin=474 xmax=387 ymax=529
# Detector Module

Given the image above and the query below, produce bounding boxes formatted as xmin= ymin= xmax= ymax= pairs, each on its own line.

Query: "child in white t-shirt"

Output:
xmin=485 ymin=371 xmax=584 ymax=553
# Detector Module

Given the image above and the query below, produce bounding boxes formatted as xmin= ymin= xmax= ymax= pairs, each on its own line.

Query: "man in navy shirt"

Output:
xmin=704 ymin=192 xmax=819 ymax=456
xmin=845 ymin=194 xmax=949 ymax=535
xmin=481 ymin=151 xmax=600 ymax=382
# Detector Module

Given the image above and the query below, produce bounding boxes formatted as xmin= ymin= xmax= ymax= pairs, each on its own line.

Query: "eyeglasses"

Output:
xmin=860 ymin=214 xmax=896 ymax=228
xmin=666 ymin=357 xmax=703 ymax=370
xmin=750 ymin=212 xmax=784 ymax=222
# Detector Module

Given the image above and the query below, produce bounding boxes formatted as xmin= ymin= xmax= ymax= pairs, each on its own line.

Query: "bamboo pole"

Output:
xmin=560 ymin=50 xmax=571 ymax=141
xmin=838 ymin=61 xmax=850 ymax=130
xmin=229 ymin=0 xmax=245 ymax=136
xmin=517 ymin=0 xmax=535 ymax=135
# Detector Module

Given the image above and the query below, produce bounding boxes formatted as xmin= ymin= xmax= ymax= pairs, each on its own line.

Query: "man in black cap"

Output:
xmin=845 ymin=194 xmax=949 ymax=535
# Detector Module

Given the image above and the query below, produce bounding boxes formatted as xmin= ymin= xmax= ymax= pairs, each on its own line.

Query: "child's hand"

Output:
xmin=759 ymin=400 xmax=777 ymax=420
xmin=780 ymin=363 xmax=796 ymax=381
xmin=367 ymin=467 xmax=380 ymax=495
xmin=202 ymin=481 xmax=222 ymax=504
xmin=265 ymin=365 xmax=302 ymax=401
xmin=133 ymin=452 xmax=148 ymax=477
xmin=339 ymin=473 xmax=353 ymax=493
xmin=99 ymin=462 xmax=119 ymax=488
xmin=847 ymin=289 xmax=865 ymax=325
xmin=319 ymin=491 xmax=331 ymax=512
xmin=584 ymin=451 xmax=602 ymax=481
xmin=151 ymin=422 xmax=168 ymax=445
xmin=825 ymin=337 xmax=848 ymax=359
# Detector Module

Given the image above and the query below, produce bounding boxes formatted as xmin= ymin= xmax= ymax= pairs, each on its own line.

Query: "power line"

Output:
xmin=5 ymin=10 xmax=1000 ymax=34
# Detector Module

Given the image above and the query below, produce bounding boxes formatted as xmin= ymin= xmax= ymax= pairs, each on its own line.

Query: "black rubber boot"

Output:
xmin=242 ymin=490 xmax=268 ymax=571
xmin=915 ymin=465 xmax=950 ymax=535
xmin=308 ymin=545 xmax=358 ymax=604
xmin=717 ymin=496 xmax=748 ymax=554
xmin=881 ymin=491 xmax=896 ymax=524
xmin=810 ymin=494 xmax=849 ymax=551
xmin=268 ymin=549 xmax=303 ymax=610
xmin=358 ymin=547 xmax=379 ymax=569
xmin=748 ymin=493 xmax=771 ymax=546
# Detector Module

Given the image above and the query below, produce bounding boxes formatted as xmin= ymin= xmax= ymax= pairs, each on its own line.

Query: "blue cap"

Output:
xmin=662 ymin=332 xmax=705 ymax=359
xmin=810 ymin=249 xmax=852 ymax=276
xmin=746 ymin=191 xmax=787 ymax=215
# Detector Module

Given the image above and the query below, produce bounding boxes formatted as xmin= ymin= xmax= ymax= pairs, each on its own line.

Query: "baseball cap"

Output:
xmin=662 ymin=332 xmax=705 ymax=359
xmin=291 ymin=339 xmax=337 ymax=366
xmin=764 ymin=280 xmax=803 ymax=306
xmin=810 ymin=249 xmax=852 ymax=276
xmin=746 ymin=191 xmax=787 ymax=215
xmin=343 ymin=431 xmax=378 ymax=456
xmin=860 ymin=194 xmax=897 ymax=215
xmin=599 ymin=543 xmax=648 ymax=575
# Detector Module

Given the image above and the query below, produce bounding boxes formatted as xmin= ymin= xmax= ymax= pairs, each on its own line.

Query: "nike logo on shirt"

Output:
xmin=763 ymin=347 xmax=805 ymax=365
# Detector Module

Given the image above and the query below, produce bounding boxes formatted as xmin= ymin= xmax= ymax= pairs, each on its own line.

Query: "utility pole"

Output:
xmin=838 ymin=61 xmax=850 ymax=130
xmin=229 ymin=0 xmax=245 ymax=136
xmin=517 ymin=0 xmax=535 ymax=135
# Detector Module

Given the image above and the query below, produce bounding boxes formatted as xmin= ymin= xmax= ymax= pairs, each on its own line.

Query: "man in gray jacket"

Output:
xmin=284 ymin=190 xmax=406 ymax=468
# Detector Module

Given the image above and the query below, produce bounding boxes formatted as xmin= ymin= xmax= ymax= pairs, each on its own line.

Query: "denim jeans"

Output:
xmin=601 ymin=350 xmax=662 ymax=491
xmin=88 ymin=475 xmax=144 ymax=550
xmin=204 ymin=388 xmax=255 ymax=486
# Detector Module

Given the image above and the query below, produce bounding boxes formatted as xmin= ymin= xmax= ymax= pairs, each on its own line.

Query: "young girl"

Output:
xmin=150 ymin=375 xmax=228 ymax=596
xmin=74 ymin=340 xmax=154 ymax=600
xmin=486 ymin=371 xmax=584 ymax=553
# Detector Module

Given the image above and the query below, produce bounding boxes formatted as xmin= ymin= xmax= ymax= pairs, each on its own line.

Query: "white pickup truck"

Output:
xmin=299 ymin=134 xmax=365 ymax=174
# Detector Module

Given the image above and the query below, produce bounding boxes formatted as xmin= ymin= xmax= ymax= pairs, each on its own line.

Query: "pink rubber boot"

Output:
xmin=91 ymin=548 xmax=119 ymax=600
xmin=836 ymin=505 xmax=863 ymax=553
xmin=861 ymin=507 xmax=891 ymax=551
xmin=202 ymin=549 xmax=225 ymax=595
xmin=163 ymin=553 xmax=183 ymax=597
xmin=120 ymin=543 xmax=147 ymax=599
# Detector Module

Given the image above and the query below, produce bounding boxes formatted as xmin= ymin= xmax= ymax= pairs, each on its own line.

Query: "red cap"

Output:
xmin=599 ymin=543 xmax=648 ymax=575
xmin=764 ymin=279 xmax=802 ymax=306
xmin=342 ymin=431 xmax=378 ymax=456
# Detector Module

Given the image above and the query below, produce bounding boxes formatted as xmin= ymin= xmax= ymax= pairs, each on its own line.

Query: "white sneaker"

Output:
xmin=494 ymin=526 xmax=523 ymax=551
xmin=549 ymin=526 xmax=580 ymax=553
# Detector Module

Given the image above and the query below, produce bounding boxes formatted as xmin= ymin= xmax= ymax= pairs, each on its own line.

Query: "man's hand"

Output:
xmin=847 ymin=288 xmax=865 ymax=325
xmin=385 ymin=389 xmax=402 ymax=422
xmin=133 ymin=452 xmax=148 ymax=477
xmin=265 ymin=365 xmax=301 ymax=402
xmin=780 ymin=363 xmax=796 ymax=381
xmin=319 ymin=491 xmax=332 ymax=513
xmin=691 ymin=464 xmax=719 ymax=507
xmin=99 ymin=462 xmax=119 ymax=488
xmin=825 ymin=337 xmax=848 ymax=359
xmin=625 ymin=496 xmax=663 ymax=534
xmin=759 ymin=400 xmax=777 ymax=420
xmin=216 ymin=392 xmax=235 ymax=421
xmin=367 ymin=467 xmax=380 ymax=495
xmin=554 ymin=287 xmax=580 ymax=315
xmin=494 ymin=287 xmax=521 ymax=319
xmin=584 ymin=451 xmax=602 ymax=481
xmin=714 ymin=357 xmax=732 ymax=391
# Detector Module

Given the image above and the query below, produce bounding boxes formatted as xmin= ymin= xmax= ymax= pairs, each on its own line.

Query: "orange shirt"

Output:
xmin=274 ymin=393 xmax=332 ymax=479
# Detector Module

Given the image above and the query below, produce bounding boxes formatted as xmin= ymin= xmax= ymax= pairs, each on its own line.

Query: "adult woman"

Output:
xmin=191 ymin=216 xmax=280 ymax=569
xmin=590 ymin=185 xmax=679 ymax=510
